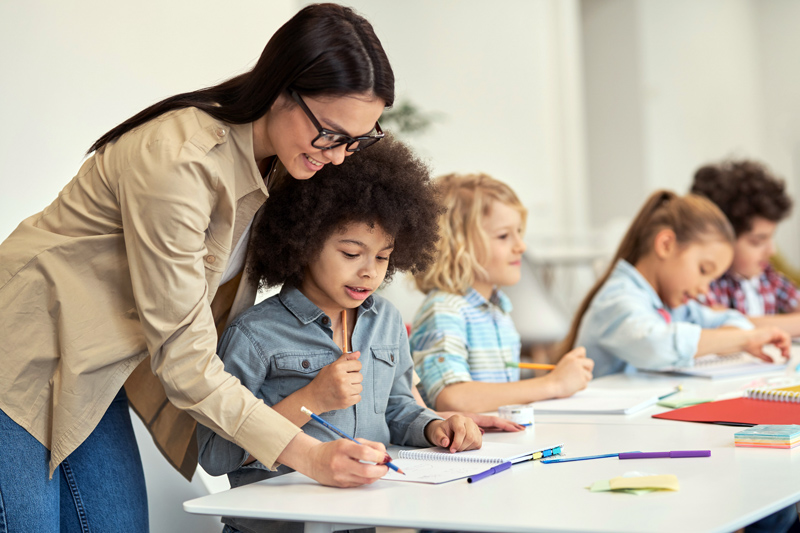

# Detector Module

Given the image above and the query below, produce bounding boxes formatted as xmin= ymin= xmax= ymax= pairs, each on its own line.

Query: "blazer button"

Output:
xmin=321 ymin=316 xmax=330 ymax=325
xmin=301 ymin=360 xmax=310 ymax=369
xmin=206 ymin=255 xmax=216 ymax=264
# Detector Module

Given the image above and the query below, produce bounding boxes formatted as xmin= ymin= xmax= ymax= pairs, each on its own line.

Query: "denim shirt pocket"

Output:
xmin=272 ymin=350 xmax=337 ymax=401
xmin=371 ymin=345 xmax=398 ymax=414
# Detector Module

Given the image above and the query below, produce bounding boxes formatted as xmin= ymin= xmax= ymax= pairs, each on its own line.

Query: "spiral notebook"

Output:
xmin=745 ymin=384 xmax=800 ymax=402
xmin=382 ymin=441 xmax=563 ymax=484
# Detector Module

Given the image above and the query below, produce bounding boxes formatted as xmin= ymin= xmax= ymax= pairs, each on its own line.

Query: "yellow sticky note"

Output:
xmin=608 ymin=475 xmax=679 ymax=491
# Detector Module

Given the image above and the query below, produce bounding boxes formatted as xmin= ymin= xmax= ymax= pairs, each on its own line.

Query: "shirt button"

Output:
xmin=437 ymin=356 xmax=445 ymax=363
xmin=390 ymin=354 xmax=395 ymax=362
xmin=301 ymin=360 xmax=310 ymax=369
xmin=205 ymin=255 xmax=216 ymax=264
xmin=214 ymin=127 xmax=227 ymax=138
xmin=321 ymin=316 xmax=330 ymax=325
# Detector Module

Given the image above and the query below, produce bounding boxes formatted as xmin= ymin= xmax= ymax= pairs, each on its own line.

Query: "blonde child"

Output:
xmin=563 ymin=190 xmax=791 ymax=379
xmin=410 ymin=173 xmax=593 ymax=414
xmin=198 ymin=139 xmax=482 ymax=533
xmin=691 ymin=159 xmax=800 ymax=336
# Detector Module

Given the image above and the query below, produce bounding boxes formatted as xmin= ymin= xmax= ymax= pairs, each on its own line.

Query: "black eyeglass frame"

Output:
xmin=290 ymin=90 xmax=384 ymax=152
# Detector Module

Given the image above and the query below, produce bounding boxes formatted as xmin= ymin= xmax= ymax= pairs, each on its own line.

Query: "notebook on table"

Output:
xmin=649 ymin=352 xmax=786 ymax=380
xmin=382 ymin=441 xmax=563 ymax=484
xmin=653 ymin=385 xmax=800 ymax=426
xmin=532 ymin=388 xmax=675 ymax=415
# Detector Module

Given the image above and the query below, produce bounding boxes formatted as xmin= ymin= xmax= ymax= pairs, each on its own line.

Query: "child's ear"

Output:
xmin=653 ymin=228 xmax=677 ymax=259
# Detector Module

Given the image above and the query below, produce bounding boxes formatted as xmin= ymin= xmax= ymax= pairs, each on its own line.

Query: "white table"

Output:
xmin=184 ymin=369 xmax=800 ymax=533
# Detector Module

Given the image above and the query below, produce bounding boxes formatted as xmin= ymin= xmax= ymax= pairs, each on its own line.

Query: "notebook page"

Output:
xmin=533 ymin=388 xmax=673 ymax=415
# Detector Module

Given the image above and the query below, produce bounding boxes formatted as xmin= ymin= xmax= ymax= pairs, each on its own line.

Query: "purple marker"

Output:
xmin=467 ymin=461 xmax=512 ymax=483
xmin=619 ymin=450 xmax=711 ymax=460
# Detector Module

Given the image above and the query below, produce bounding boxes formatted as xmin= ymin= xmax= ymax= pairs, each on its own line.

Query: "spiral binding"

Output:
xmin=745 ymin=388 xmax=800 ymax=403
xmin=397 ymin=450 xmax=500 ymax=463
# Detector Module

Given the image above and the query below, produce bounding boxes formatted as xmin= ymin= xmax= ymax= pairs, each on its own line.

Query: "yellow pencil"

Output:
xmin=505 ymin=362 xmax=556 ymax=370
xmin=341 ymin=309 xmax=348 ymax=353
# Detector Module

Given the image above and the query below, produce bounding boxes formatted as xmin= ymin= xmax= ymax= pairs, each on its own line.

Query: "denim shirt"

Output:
xmin=576 ymin=260 xmax=754 ymax=378
xmin=197 ymin=284 xmax=439 ymax=489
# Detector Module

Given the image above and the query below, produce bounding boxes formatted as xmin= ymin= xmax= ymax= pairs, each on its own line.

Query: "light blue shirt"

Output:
xmin=576 ymin=260 xmax=754 ymax=378
xmin=410 ymin=288 xmax=521 ymax=407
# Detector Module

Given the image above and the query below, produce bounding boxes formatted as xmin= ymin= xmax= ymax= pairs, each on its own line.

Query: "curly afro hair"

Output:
xmin=248 ymin=135 xmax=443 ymax=290
xmin=690 ymin=159 xmax=793 ymax=236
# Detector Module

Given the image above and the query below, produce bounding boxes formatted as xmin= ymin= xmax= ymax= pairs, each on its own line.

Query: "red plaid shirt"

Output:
xmin=705 ymin=265 xmax=800 ymax=315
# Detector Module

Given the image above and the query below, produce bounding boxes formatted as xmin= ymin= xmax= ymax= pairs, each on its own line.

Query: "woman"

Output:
xmin=0 ymin=4 xmax=393 ymax=531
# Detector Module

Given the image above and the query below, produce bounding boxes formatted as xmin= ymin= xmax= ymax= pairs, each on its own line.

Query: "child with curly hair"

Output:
xmin=197 ymin=137 xmax=482 ymax=533
xmin=691 ymin=159 xmax=800 ymax=336
xmin=410 ymin=173 xmax=593 ymax=413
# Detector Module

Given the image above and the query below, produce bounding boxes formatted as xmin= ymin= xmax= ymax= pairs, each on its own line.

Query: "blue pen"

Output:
xmin=541 ymin=451 xmax=641 ymax=464
xmin=300 ymin=406 xmax=405 ymax=474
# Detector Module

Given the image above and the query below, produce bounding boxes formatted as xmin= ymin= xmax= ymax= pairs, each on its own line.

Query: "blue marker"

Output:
xmin=467 ymin=461 xmax=512 ymax=483
xmin=542 ymin=451 xmax=640 ymax=464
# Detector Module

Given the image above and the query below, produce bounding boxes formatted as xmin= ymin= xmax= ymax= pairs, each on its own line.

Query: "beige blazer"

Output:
xmin=0 ymin=107 xmax=300 ymax=480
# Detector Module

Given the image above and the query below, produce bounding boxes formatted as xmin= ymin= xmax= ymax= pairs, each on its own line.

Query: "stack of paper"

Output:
xmin=734 ymin=424 xmax=800 ymax=449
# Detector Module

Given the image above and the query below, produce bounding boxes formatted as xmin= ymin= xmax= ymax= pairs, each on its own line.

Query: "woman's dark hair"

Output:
xmin=690 ymin=159 xmax=793 ymax=236
xmin=248 ymin=136 xmax=442 ymax=289
xmin=88 ymin=3 xmax=394 ymax=154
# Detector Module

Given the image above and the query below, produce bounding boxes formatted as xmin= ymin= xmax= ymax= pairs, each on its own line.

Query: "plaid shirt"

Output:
xmin=706 ymin=265 xmax=800 ymax=315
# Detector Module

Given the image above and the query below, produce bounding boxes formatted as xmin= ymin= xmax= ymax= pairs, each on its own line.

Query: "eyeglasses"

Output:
xmin=290 ymin=90 xmax=384 ymax=152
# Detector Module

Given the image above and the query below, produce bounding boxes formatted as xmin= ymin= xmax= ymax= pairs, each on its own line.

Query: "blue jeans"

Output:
xmin=0 ymin=387 xmax=148 ymax=532
xmin=745 ymin=504 xmax=799 ymax=533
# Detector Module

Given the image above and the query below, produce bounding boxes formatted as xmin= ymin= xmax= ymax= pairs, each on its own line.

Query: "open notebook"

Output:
xmin=382 ymin=441 xmax=563 ymax=484
xmin=650 ymin=352 xmax=786 ymax=380
xmin=532 ymin=388 xmax=675 ymax=415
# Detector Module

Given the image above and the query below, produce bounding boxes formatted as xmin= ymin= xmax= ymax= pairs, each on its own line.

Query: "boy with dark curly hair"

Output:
xmin=691 ymin=159 xmax=800 ymax=336
xmin=197 ymin=137 xmax=482 ymax=533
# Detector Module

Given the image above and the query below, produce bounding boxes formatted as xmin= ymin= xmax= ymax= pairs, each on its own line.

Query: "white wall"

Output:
xmin=582 ymin=0 xmax=800 ymax=267
xmin=756 ymin=0 xmax=800 ymax=265
xmin=333 ymin=0 xmax=590 ymax=235
xmin=0 ymin=0 xmax=296 ymax=241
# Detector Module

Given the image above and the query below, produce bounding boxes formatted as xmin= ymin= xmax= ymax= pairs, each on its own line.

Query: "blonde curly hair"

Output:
xmin=414 ymin=173 xmax=527 ymax=295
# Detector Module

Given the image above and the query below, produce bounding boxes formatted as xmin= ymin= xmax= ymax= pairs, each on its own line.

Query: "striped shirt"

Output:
xmin=410 ymin=288 xmax=521 ymax=407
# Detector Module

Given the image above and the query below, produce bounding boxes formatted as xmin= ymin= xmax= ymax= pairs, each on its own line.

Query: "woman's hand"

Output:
xmin=308 ymin=351 xmax=363 ymax=412
xmin=436 ymin=411 xmax=525 ymax=432
xmin=743 ymin=327 xmax=791 ymax=362
xmin=543 ymin=347 xmax=594 ymax=398
xmin=279 ymin=433 xmax=388 ymax=488
xmin=424 ymin=414 xmax=483 ymax=452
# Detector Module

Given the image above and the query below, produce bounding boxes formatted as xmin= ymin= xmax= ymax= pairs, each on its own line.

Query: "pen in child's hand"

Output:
xmin=300 ymin=406 xmax=405 ymax=474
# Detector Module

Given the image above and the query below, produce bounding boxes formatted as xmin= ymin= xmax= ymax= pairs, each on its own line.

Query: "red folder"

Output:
xmin=653 ymin=397 xmax=800 ymax=426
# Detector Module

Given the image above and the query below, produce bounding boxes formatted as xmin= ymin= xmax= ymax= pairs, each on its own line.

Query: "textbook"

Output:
xmin=532 ymin=388 xmax=674 ymax=415
xmin=382 ymin=441 xmax=563 ymax=484
xmin=649 ymin=352 xmax=786 ymax=380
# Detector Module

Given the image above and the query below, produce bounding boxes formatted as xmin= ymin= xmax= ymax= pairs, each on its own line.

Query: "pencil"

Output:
xmin=341 ymin=309 xmax=348 ymax=353
xmin=504 ymin=362 xmax=556 ymax=370
xmin=300 ymin=406 xmax=405 ymax=474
